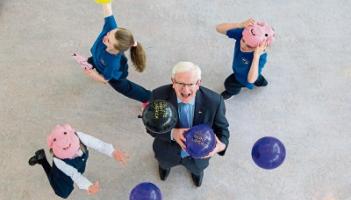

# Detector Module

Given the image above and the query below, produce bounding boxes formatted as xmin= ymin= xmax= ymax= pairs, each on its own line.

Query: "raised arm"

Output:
xmin=216 ymin=18 xmax=255 ymax=34
xmin=102 ymin=2 xmax=113 ymax=17
xmin=247 ymin=42 xmax=267 ymax=83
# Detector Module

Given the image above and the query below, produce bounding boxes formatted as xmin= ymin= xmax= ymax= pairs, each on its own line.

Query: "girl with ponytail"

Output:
xmin=73 ymin=2 xmax=151 ymax=107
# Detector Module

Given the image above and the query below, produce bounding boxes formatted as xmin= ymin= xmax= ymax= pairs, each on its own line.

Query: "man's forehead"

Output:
xmin=174 ymin=71 xmax=197 ymax=80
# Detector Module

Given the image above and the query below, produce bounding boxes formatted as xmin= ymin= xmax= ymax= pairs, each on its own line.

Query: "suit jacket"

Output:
xmin=147 ymin=85 xmax=230 ymax=160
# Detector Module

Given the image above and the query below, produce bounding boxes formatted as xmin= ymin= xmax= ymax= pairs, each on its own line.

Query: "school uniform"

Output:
xmin=88 ymin=15 xmax=151 ymax=102
xmin=37 ymin=132 xmax=114 ymax=199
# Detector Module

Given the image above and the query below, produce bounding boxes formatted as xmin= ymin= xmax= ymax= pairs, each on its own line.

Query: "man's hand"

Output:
xmin=87 ymin=181 xmax=100 ymax=195
xmin=172 ymin=128 xmax=189 ymax=150
xmin=240 ymin=18 xmax=255 ymax=28
xmin=202 ymin=136 xmax=226 ymax=159
xmin=113 ymin=149 xmax=129 ymax=166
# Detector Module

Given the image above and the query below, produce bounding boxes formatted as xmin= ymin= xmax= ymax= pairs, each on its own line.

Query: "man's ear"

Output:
xmin=171 ymin=78 xmax=175 ymax=89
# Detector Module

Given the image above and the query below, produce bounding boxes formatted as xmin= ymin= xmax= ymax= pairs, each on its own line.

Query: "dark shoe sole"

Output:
xmin=159 ymin=166 xmax=170 ymax=181
xmin=221 ymin=91 xmax=233 ymax=100
xmin=191 ymin=172 xmax=204 ymax=187
xmin=28 ymin=156 xmax=38 ymax=166
xmin=254 ymin=76 xmax=268 ymax=87
xmin=28 ymin=149 xmax=46 ymax=166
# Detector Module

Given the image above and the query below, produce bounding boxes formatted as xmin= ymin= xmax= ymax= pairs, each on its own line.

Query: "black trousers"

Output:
xmin=153 ymin=139 xmax=209 ymax=176
xmin=224 ymin=73 xmax=267 ymax=95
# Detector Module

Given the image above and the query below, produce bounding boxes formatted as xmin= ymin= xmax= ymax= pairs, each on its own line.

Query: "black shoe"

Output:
xmin=221 ymin=91 xmax=233 ymax=100
xmin=191 ymin=172 xmax=204 ymax=187
xmin=158 ymin=166 xmax=170 ymax=181
xmin=28 ymin=149 xmax=46 ymax=166
xmin=254 ymin=76 xmax=268 ymax=87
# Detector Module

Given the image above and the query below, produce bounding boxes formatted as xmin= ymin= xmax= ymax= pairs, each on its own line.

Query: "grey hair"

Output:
xmin=171 ymin=61 xmax=201 ymax=80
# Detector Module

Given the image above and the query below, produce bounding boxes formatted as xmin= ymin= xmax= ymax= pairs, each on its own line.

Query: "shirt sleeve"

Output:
xmin=258 ymin=53 xmax=268 ymax=74
xmin=226 ymin=28 xmax=244 ymax=40
xmin=53 ymin=158 xmax=92 ymax=190
xmin=213 ymin=96 xmax=230 ymax=156
xmin=170 ymin=129 xmax=175 ymax=141
xmin=76 ymin=132 xmax=115 ymax=157
xmin=102 ymin=15 xmax=118 ymax=33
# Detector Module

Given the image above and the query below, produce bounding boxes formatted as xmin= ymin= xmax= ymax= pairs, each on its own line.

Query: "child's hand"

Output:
xmin=113 ymin=149 xmax=129 ymax=166
xmin=84 ymin=68 xmax=94 ymax=76
xmin=254 ymin=40 xmax=268 ymax=56
xmin=87 ymin=181 xmax=100 ymax=195
xmin=241 ymin=18 xmax=255 ymax=28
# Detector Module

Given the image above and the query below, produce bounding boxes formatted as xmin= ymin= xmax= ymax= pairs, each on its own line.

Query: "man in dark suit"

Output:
xmin=146 ymin=61 xmax=230 ymax=187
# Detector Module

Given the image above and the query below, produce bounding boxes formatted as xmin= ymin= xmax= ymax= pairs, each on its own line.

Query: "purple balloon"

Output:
xmin=185 ymin=124 xmax=216 ymax=158
xmin=129 ymin=182 xmax=162 ymax=200
xmin=251 ymin=136 xmax=286 ymax=169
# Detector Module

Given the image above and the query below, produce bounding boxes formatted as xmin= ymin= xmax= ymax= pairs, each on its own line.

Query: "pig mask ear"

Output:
xmin=257 ymin=21 xmax=266 ymax=27
xmin=47 ymin=124 xmax=63 ymax=149
xmin=63 ymin=124 xmax=75 ymax=133
xmin=257 ymin=21 xmax=275 ymax=46
xmin=265 ymin=27 xmax=275 ymax=46
xmin=47 ymin=133 xmax=54 ymax=149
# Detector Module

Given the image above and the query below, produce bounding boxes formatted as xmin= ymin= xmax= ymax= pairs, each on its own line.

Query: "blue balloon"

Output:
xmin=129 ymin=182 xmax=162 ymax=200
xmin=251 ymin=136 xmax=286 ymax=169
xmin=185 ymin=124 xmax=216 ymax=158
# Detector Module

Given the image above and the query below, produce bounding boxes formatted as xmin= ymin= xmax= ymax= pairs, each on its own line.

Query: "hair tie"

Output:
xmin=132 ymin=41 xmax=138 ymax=47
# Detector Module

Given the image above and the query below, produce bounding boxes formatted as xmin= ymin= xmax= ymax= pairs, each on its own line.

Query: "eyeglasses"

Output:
xmin=173 ymin=80 xmax=200 ymax=88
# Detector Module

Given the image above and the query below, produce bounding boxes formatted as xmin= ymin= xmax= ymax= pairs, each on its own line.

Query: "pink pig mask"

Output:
xmin=242 ymin=21 xmax=275 ymax=48
xmin=47 ymin=124 xmax=81 ymax=159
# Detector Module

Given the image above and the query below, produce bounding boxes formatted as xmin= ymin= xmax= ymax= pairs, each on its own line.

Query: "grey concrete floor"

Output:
xmin=1 ymin=0 xmax=351 ymax=199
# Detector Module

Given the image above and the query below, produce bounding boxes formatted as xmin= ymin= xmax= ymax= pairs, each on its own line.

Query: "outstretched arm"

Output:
xmin=54 ymin=158 xmax=100 ymax=195
xmin=102 ymin=3 xmax=113 ymax=17
xmin=76 ymin=131 xmax=129 ymax=165
xmin=216 ymin=18 xmax=255 ymax=34
xmin=84 ymin=69 xmax=108 ymax=84
xmin=76 ymin=131 xmax=115 ymax=157
xmin=53 ymin=158 xmax=93 ymax=190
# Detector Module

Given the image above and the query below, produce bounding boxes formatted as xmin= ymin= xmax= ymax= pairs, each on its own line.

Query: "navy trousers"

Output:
xmin=88 ymin=57 xmax=151 ymax=103
xmin=153 ymin=139 xmax=209 ymax=176
xmin=39 ymin=153 xmax=89 ymax=199
xmin=224 ymin=73 xmax=267 ymax=95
